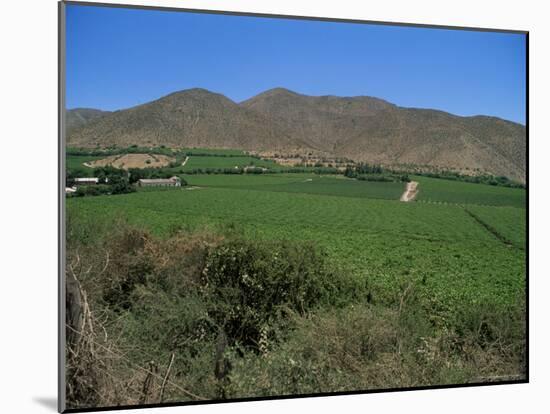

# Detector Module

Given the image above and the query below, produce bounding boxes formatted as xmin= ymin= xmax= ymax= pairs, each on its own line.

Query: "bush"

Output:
xmin=74 ymin=184 xmax=111 ymax=197
xmin=200 ymin=239 xmax=357 ymax=349
xmin=357 ymin=174 xmax=393 ymax=182
xmin=227 ymin=293 xmax=526 ymax=398
xmin=228 ymin=304 xmax=404 ymax=396
xmin=110 ymin=177 xmax=135 ymax=195
xmin=245 ymin=167 xmax=265 ymax=174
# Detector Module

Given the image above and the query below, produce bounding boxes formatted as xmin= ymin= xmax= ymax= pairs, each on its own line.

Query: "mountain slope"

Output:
xmin=67 ymin=87 xmax=526 ymax=182
xmin=66 ymin=108 xmax=111 ymax=132
xmin=242 ymin=88 xmax=526 ymax=182
xmin=67 ymin=89 xmax=300 ymax=151
xmin=241 ymin=88 xmax=396 ymax=152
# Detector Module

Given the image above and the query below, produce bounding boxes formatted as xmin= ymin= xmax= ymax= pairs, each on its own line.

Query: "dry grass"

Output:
xmin=87 ymin=153 xmax=175 ymax=169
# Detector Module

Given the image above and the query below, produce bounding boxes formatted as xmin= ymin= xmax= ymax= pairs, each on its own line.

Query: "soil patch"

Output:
xmin=400 ymin=181 xmax=419 ymax=202
xmin=87 ymin=154 xmax=175 ymax=170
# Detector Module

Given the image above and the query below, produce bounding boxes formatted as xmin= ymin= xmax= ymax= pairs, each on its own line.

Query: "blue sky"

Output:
xmin=66 ymin=4 xmax=526 ymax=124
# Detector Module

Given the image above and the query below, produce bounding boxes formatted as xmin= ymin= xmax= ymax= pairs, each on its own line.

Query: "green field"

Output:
xmin=465 ymin=204 xmax=526 ymax=249
xmin=185 ymin=173 xmax=405 ymax=200
xmin=66 ymin=154 xmax=103 ymax=170
xmin=182 ymin=148 xmax=247 ymax=156
xmin=68 ymin=175 xmax=526 ymax=311
xmin=414 ymin=175 xmax=526 ymax=208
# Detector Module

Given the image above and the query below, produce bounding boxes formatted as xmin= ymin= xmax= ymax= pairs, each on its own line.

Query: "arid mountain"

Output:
xmin=241 ymin=88 xmax=396 ymax=151
xmin=67 ymin=87 xmax=526 ymax=182
xmin=66 ymin=108 xmax=111 ymax=132
xmin=67 ymin=89 xmax=302 ymax=151
xmin=242 ymin=88 xmax=526 ymax=182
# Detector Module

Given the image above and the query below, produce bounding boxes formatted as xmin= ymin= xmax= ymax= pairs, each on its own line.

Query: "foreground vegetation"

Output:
xmin=66 ymin=216 xmax=525 ymax=409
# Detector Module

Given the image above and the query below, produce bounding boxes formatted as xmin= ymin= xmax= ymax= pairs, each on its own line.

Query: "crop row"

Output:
xmin=68 ymin=186 xmax=526 ymax=311
xmin=186 ymin=174 xmax=404 ymax=200
xmin=414 ymin=176 xmax=526 ymax=208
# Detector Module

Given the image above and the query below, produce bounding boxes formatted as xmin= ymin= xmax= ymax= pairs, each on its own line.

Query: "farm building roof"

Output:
xmin=74 ymin=177 xmax=99 ymax=183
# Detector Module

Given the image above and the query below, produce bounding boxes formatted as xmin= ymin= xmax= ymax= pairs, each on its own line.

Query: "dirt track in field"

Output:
xmin=400 ymin=181 xmax=419 ymax=202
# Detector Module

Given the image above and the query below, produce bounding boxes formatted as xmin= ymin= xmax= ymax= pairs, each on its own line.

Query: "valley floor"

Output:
xmin=65 ymin=170 xmax=526 ymax=409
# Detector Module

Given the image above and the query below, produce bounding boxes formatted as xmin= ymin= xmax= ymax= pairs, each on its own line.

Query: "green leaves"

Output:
xmin=200 ymin=238 xmax=352 ymax=349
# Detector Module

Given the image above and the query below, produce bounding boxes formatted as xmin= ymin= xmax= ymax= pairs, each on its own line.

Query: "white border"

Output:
xmin=1 ymin=1 xmax=546 ymax=413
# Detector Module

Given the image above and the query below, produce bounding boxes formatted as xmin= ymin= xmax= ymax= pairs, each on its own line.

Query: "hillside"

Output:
xmin=67 ymin=87 xmax=526 ymax=182
xmin=66 ymin=108 xmax=110 ymax=132
xmin=67 ymin=88 xmax=302 ymax=151
xmin=242 ymin=88 xmax=526 ymax=182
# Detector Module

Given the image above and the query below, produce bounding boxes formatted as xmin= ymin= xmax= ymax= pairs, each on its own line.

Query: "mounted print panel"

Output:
xmin=59 ymin=1 xmax=528 ymax=412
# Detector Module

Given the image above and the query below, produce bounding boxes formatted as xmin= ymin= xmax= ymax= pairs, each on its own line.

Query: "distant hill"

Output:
xmin=242 ymin=88 xmax=526 ymax=182
xmin=66 ymin=108 xmax=111 ymax=132
xmin=67 ymin=89 xmax=303 ymax=151
xmin=67 ymin=88 xmax=526 ymax=182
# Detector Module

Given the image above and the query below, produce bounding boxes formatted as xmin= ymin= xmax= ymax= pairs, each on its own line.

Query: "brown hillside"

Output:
xmin=67 ymin=87 xmax=526 ymax=182
xmin=242 ymin=88 xmax=526 ymax=182
xmin=67 ymin=88 xmax=301 ymax=151
xmin=66 ymin=108 xmax=111 ymax=133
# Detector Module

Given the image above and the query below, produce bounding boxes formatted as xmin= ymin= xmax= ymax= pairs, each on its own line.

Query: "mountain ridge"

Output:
xmin=66 ymin=108 xmax=112 ymax=133
xmin=66 ymin=87 xmax=526 ymax=182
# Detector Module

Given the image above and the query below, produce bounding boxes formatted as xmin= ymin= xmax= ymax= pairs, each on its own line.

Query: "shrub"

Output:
xmin=75 ymin=184 xmax=111 ymax=197
xmin=101 ymin=228 xmax=155 ymax=309
xmin=228 ymin=304 xmax=401 ymax=396
xmin=200 ymin=239 xmax=361 ymax=349
xmin=357 ymin=174 xmax=393 ymax=182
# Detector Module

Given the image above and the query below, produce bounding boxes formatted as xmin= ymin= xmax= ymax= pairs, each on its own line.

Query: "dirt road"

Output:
xmin=400 ymin=181 xmax=419 ymax=202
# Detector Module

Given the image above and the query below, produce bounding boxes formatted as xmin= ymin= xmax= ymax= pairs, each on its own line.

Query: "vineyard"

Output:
xmin=186 ymin=174 xmax=405 ymax=200
xmin=67 ymin=174 xmax=526 ymax=312
xmin=415 ymin=175 xmax=526 ymax=207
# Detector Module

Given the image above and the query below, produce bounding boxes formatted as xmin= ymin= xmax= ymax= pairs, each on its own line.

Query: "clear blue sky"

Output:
xmin=66 ymin=4 xmax=526 ymax=124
